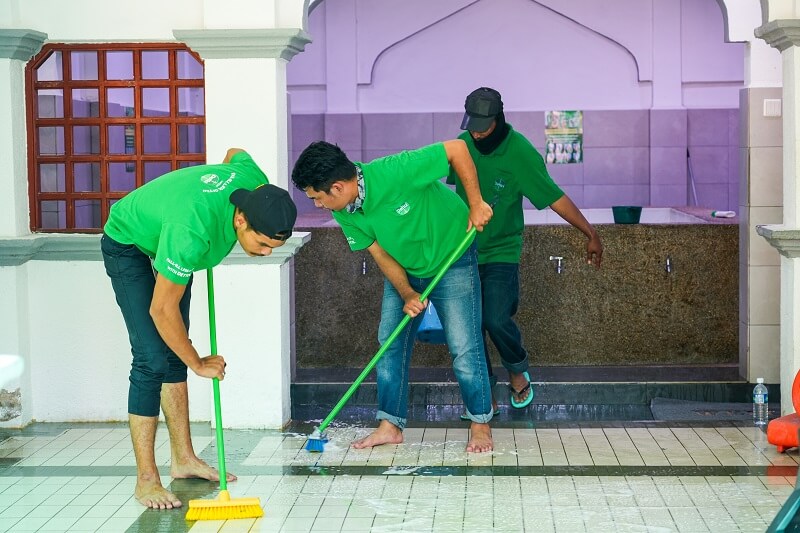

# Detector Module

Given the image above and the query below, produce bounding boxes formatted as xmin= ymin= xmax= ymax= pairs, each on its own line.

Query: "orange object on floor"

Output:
xmin=767 ymin=413 xmax=800 ymax=453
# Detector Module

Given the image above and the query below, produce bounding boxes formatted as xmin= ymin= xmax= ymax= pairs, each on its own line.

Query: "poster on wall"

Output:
xmin=545 ymin=110 xmax=583 ymax=164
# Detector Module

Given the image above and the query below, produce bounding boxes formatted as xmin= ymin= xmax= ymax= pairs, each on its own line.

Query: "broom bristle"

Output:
xmin=305 ymin=427 xmax=329 ymax=453
xmin=186 ymin=491 xmax=263 ymax=521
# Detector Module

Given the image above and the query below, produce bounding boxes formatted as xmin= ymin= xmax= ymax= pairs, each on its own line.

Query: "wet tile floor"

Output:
xmin=0 ymin=417 xmax=795 ymax=532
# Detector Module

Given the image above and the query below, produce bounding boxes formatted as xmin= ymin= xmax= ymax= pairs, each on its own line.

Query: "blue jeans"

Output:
xmin=375 ymin=243 xmax=493 ymax=428
xmin=101 ymin=234 xmax=192 ymax=417
xmin=479 ymin=262 xmax=529 ymax=388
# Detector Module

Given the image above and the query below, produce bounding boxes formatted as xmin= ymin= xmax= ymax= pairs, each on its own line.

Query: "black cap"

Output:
xmin=460 ymin=87 xmax=503 ymax=132
xmin=230 ymin=184 xmax=297 ymax=241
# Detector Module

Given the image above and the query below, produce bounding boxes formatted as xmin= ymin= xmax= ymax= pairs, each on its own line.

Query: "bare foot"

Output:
xmin=136 ymin=475 xmax=182 ymax=509
xmin=509 ymin=372 xmax=531 ymax=404
xmin=466 ymin=422 xmax=493 ymax=453
xmin=352 ymin=420 xmax=403 ymax=449
xmin=171 ymin=457 xmax=237 ymax=483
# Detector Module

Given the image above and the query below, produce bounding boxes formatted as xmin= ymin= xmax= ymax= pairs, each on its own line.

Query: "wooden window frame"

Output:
xmin=25 ymin=43 xmax=206 ymax=233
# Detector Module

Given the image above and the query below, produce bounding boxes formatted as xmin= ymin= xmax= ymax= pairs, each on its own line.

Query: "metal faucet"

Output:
xmin=549 ymin=256 xmax=564 ymax=274
xmin=665 ymin=255 xmax=672 ymax=274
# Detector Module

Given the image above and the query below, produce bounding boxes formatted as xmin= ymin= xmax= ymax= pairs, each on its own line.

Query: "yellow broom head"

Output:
xmin=185 ymin=490 xmax=264 ymax=521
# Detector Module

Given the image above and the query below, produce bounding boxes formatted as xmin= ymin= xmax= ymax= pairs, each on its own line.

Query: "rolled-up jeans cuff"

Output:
xmin=504 ymin=356 xmax=529 ymax=376
xmin=376 ymin=410 xmax=406 ymax=431
xmin=463 ymin=409 xmax=493 ymax=424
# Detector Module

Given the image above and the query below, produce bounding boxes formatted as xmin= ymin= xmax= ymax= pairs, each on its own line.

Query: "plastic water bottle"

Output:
xmin=753 ymin=378 xmax=768 ymax=426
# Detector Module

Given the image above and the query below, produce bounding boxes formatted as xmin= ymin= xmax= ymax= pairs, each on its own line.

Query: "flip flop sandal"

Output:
xmin=460 ymin=408 xmax=501 ymax=421
xmin=509 ymin=371 xmax=534 ymax=409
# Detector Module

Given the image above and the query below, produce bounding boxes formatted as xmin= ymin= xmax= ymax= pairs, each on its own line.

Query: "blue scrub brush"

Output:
xmin=305 ymin=227 xmax=478 ymax=453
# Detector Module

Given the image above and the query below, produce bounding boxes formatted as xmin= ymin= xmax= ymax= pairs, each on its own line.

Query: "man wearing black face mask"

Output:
xmin=448 ymin=87 xmax=603 ymax=413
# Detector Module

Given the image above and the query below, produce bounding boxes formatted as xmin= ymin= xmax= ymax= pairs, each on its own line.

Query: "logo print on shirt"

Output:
xmin=494 ymin=179 xmax=506 ymax=191
xmin=201 ymin=172 xmax=236 ymax=193
xmin=201 ymin=173 xmax=220 ymax=186
xmin=395 ymin=202 xmax=410 ymax=215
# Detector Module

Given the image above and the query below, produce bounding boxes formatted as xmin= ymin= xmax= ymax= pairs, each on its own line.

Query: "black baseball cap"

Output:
xmin=230 ymin=184 xmax=297 ymax=241
xmin=460 ymin=87 xmax=503 ymax=132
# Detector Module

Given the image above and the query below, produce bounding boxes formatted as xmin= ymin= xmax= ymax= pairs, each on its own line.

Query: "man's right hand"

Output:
xmin=193 ymin=355 xmax=227 ymax=380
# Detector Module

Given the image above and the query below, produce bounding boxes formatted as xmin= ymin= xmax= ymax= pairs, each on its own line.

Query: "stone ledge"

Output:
xmin=173 ymin=28 xmax=311 ymax=60
xmin=757 ymin=224 xmax=800 ymax=258
xmin=755 ymin=19 xmax=800 ymax=51
xmin=0 ymin=29 xmax=47 ymax=61
xmin=0 ymin=232 xmax=310 ymax=266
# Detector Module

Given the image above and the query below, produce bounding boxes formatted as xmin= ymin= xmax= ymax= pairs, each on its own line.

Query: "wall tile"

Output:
xmin=582 ymin=147 xmax=649 ymax=185
xmin=739 ymin=88 xmax=749 ymax=148
xmin=547 ymin=162 xmax=584 ymax=186
xmin=688 ymin=109 xmax=730 ymax=146
xmin=650 ymin=147 xmax=687 ymax=185
xmin=747 ymin=324 xmax=780 ymax=382
xmin=748 ymin=206 xmax=783 ymax=266
xmin=728 ymin=182 xmax=739 ymax=213
xmin=749 ymin=146 xmax=782 ymax=207
xmin=324 ymin=113 xmax=362 ymax=150
xmin=738 ymin=319 xmax=748 ymax=378
xmin=728 ymin=108 xmax=741 ymax=148
xmin=559 ymin=185 xmax=584 ymax=208
xmin=362 ymin=149 xmax=403 ymax=162
xmin=583 ymin=110 xmax=649 ymax=147
xmin=687 ymin=146 xmax=729 ymax=184
xmin=649 ymin=185 xmax=686 ymax=207
xmin=728 ymin=145 xmax=740 ymax=206
xmin=749 ymin=265 xmax=780 ymax=326
xmin=695 ymin=184 xmax=728 ymax=210
xmin=747 ymin=87 xmax=783 ymax=148
xmin=362 ymin=113 xmax=433 ymax=150
xmin=506 ymin=111 xmax=545 ymax=147
xmin=650 ymin=109 xmax=687 ymax=147
xmin=291 ymin=114 xmax=324 ymax=153
xmin=738 ymin=147 xmax=749 ymax=207
xmin=582 ymin=184 xmax=649 ymax=208
xmin=432 ymin=112 xmax=463 ymax=143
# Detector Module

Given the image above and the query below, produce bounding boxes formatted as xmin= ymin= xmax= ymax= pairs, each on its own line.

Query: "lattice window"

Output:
xmin=25 ymin=44 xmax=206 ymax=232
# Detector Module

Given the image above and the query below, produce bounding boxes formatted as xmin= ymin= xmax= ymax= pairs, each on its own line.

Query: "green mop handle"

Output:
xmin=207 ymin=268 xmax=228 ymax=492
xmin=316 ymin=227 xmax=478 ymax=434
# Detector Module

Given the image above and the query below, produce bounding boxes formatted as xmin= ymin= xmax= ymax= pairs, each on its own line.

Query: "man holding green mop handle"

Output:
xmin=292 ymin=139 xmax=495 ymax=452
xmin=102 ymin=148 xmax=297 ymax=509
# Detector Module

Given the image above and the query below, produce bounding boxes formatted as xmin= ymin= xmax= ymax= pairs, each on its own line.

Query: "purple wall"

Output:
xmin=288 ymin=0 xmax=744 ymax=213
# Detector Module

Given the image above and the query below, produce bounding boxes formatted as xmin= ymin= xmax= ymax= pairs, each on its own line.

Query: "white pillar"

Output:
xmin=173 ymin=28 xmax=311 ymax=428
xmin=756 ymin=20 xmax=800 ymax=415
xmin=0 ymin=30 xmax=47 ymax=237
xmin=0 ymin=30 xmax=46 ymax=428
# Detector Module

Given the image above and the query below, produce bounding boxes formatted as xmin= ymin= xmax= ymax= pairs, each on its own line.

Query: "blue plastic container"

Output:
xmin=417 ymin=303 xmax=446 ymax=344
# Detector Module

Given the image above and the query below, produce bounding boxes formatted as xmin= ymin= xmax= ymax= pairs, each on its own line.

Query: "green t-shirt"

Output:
xmin=332 ymin=143 xmax=472 ymax=278
xmin=447 ymin=125 xmax=564 ymax=264
xmin=104 ymin=151 xmax=269 ymax=284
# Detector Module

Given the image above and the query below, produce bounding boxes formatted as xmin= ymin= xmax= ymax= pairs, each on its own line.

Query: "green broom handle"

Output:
xmin=206 ymin=268 xmax=228 ymax=492
xmin=316 ymin=227 xmax=477 ymax=434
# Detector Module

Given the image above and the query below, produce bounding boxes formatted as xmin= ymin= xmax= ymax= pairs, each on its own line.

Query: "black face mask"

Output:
xmin=471 ymin=112 xmax=510 ymax=155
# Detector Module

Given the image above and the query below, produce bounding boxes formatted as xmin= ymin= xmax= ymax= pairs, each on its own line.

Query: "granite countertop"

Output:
xmin=296 ymin=207 xmax=739 ymax=228
xmin=673 ymin=207 xmax=738 ymax=224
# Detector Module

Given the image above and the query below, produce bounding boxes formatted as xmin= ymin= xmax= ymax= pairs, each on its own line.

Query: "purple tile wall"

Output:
xmin=650 ymin=110 xmax=687 ymax=147
xmin=362 ymin=113 xmax=433 ymax=151
xmin=290 ymin=107 xmax=740 ymax=210
xmin=583 ymin=110 xmax=650 ymax=147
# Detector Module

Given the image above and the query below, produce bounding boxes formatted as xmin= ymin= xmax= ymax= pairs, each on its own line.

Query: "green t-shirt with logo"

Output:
xmin=104 ymin=151 xmax=269 ymax=284
xmin=447 ymin=125 xmax=564 ymax=264
xmin=332 ymin=143 xmax=472 ymax=278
